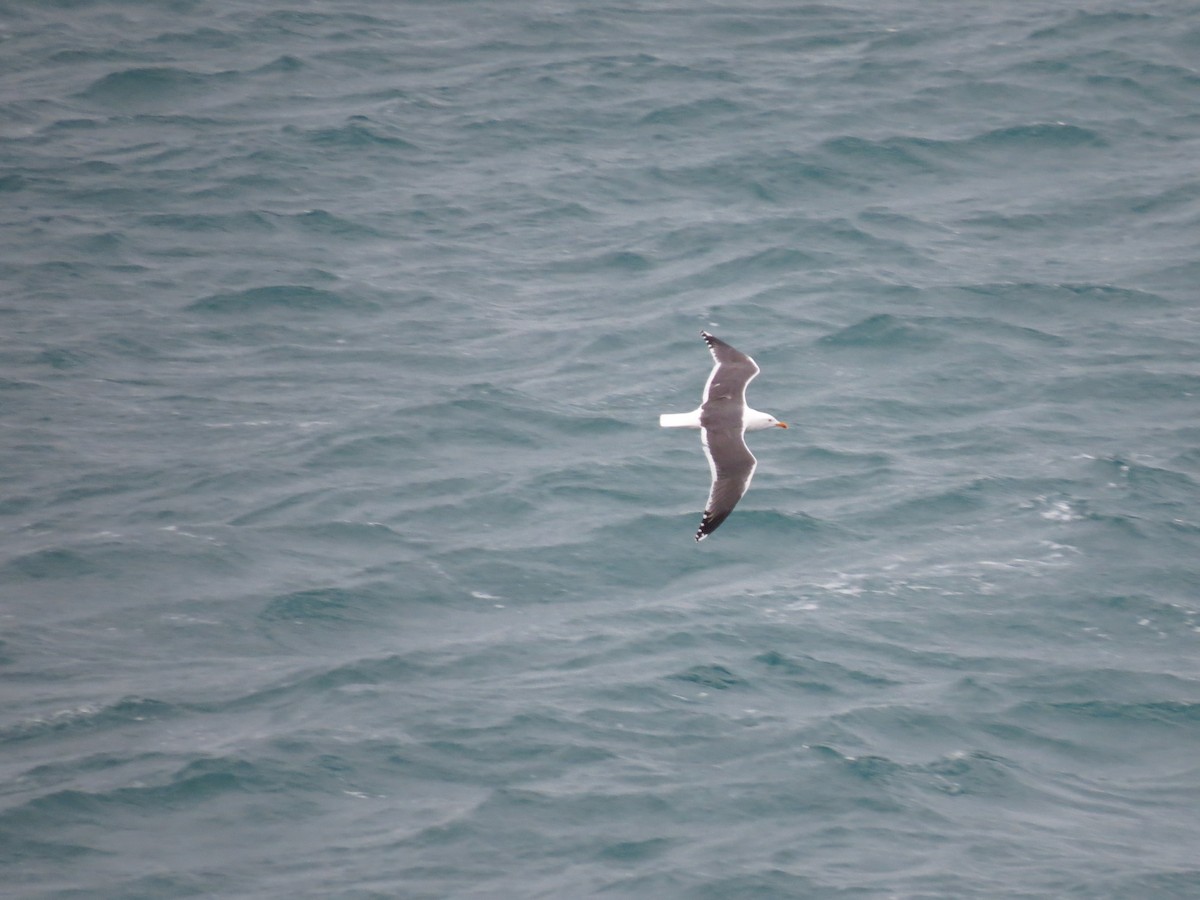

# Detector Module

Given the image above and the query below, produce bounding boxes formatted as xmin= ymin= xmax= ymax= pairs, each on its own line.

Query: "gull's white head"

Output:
xmin=745 ymin=409 xmax=788 ymax=431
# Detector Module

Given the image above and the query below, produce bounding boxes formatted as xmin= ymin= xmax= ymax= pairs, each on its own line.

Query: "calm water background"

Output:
xmin=3 ymin=1 xmax=1200 ymax=897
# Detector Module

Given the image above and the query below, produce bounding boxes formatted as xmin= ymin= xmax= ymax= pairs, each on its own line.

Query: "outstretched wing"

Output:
xmin=700 ymin=331 xmax=760 ymax=410
xmin=696 ymin=424 xmax=758 ymax=541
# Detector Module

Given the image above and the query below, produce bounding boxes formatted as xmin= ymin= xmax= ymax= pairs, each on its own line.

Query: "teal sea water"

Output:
xmin=4 ymin=1 xmax=1200 ymax=896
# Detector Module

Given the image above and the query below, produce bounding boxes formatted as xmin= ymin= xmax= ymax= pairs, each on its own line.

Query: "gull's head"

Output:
xmin=746 ymin=410 xmax=788 ymax=431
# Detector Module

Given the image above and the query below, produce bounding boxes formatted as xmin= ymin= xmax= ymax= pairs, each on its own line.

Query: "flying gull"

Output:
xmin=660 ymin=332 xmax=787 ymax=541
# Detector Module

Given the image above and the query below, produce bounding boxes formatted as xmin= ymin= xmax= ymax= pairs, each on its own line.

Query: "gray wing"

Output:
xmin=699 ymin=331 xmax=760 ymax=413
xmin=696 ymin=424 xmax=758 ymax=541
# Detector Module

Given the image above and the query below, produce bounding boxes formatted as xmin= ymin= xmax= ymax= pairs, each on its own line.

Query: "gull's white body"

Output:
xmin=659 ymin=408 xmax=782 ymax=430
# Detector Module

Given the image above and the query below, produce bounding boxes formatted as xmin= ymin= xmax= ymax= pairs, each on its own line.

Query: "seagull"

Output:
xmin=660 ymin=332 xmax=787 ymax=541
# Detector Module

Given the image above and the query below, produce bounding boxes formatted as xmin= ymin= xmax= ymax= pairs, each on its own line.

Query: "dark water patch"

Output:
xmin=150 ymin=25 xmax=243 ymax=51
xmin=915 ymin=76 xmax=1062 ymax=120
xmin=78 ymin=66 xmax=236 ymax=109
xmin=671 ymin=663 xmax=744 ymax=691
xmin=463 ymin=783 xmax=675 ymax=830
xmin=527 ymin=463 xmax=663 ymax=507
xmin=1007 ymin=666 xmax=1200 ymax=706
xmin=1 ymin=526 xmax=253 ymax=589
xmin=544 ymin=249 xmax=654 ymax=276
xmin=298 ymin=430 xmax=437 ymax=470
xmin=221 ymin=655 xmax=432 ymax=711
xmin=688 ymin=246 xmax=830 ymax=288
xmin=6 ymin=755 xmax=313 ymax=832
xmin=46 ymin=461 xmax=169 ymax=505
xmin=188 ymin=321 xmax=340 ymax=354
xmin=638 ymin=96 xmax=741 ymax=127
xmin=793 ymin=446 xmax=895 ymax=470
xmin=1029 ymin=10 xmax=1158 ymax=42
xmin=751 ymin=150 xmax=861 ymax=198
xmin=817 ymin=395 xmax=977 ymax=427
xmin=648 ymin=152 xmax=851 ymax=205
xmin=0 ymin=173 xmax=31 ymax=192
xmin=36 ymin=347 xmax=94 ymax=369
xmin=18 ymin=750 xmax=175 ymax=791
xmin=140 ymin=211 xmax=276 ymax=233
xmin=0 ymin=494 xmax=38 ymax=516
xmin=840 ymin=753 xmax=904 ymax=783
xmin=62 ymin=150 xmax=148 ymax=175
xmin=46 ymin=46 xmax=144 ymax=66
xmin=258 ymin=584 xmax=398 ymax=626
xmin=277 ymin=208 xmax=387 ymax=238
xmin=66 ymin=230 xmax=128 ymax=256
xmin=651 ymin=220 xmax=762 ymax=261
xmin=0 ymin=830 xmax=98 ymax=867
xmin=34 ymin=118 xmax=113 ymax=137
xmin=251 ymin=54 xmax=306 ymax=75
xmin=960 ymin=210 xmax=1056 ymax=235
xmin=1 ymin=547 xmax=100 ymax=580
xmin=967 ymin=122 xmax=1107 ymax=151
xmin=1127 ymin=180 xmax=1200 ymax=216
xmin=1029 ymin=699 xmax=1200 ymax=726
xmin=400 ymin=734 xmax=618 ymax=790
xmin=250 ymin=8 xmax=387 ymax=33
xmin=819 ymin=313 xmax=942 ymax=349
xmin=754 ymin=650 xmax=901 ymax=692
xmin=294 ymin=117 xmax=420 ymax=150
xmin=852 ymin=480 xmax=991 ymax=529
xmin=958 ymin=281 xmax=1171 ymax=310
xmin=457 ymin=115 xmax=604 ymax=158
xmin=935 ymin=315 xmax=1069 ymax=347
xmin=790 ymin=218 xmax=929 ymax=266
xmin=252 ymin=519 xmax=412 ymax=549
xmin=857 ymin=207 xmax=955 ymax=238
xmin=597 ymin=836 xmax=673 ymax=864
xmin=818 ymin=135 xmax=944 ymax=178
xmin=186 ymin=285 xmax=379 ymax=315
xmin=416 ymin=395 xmax=579 ymax=450
xmin=1083 ymin=72 xmax=1180 ymax=108
xmin=799 ymin=465 xmax=898 ymax=504
xmin=821 ymin=123 xmax=1107 ymax=184
xmin=975 ymin=717 xmax=1113 ymax=766
xmin=224 ymin=480 xmax=405 ymax=528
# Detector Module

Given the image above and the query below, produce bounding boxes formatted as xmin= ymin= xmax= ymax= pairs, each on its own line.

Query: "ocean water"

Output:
xmin=3 ymin=0 xmax=1200 ymax=896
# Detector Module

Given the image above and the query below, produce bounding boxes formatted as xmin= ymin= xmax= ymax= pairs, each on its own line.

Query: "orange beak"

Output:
xmin=777 ymin=422 xmax=788 ymax=428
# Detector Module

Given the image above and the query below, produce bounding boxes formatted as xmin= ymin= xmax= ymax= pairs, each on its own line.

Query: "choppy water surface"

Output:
xmin=3 ymin=1 xmax=1200 ymax=897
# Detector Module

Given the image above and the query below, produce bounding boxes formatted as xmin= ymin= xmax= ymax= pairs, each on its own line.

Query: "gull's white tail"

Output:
xmin=659 ymin=410 xmax=702 ymax=428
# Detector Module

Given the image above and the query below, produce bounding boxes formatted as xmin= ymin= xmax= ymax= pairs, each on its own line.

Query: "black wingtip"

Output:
xmin=695 ymin=510 xmax=725 ymax=541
